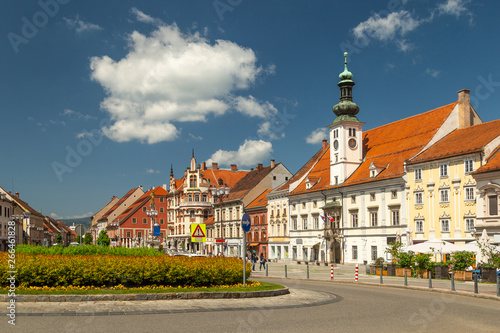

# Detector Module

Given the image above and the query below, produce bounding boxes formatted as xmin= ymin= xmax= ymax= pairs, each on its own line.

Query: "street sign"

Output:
xmin=153 ymin=226 xmax=160 ymax=237
xmin=191 ymin=223 xmax=206 ymax=242
xmin=75 ymin=224 xmax=85 ymax=237
xmin=241 ymin=213 xmax=251 ymax=232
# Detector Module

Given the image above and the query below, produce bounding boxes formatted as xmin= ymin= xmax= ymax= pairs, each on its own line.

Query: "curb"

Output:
xmin=0 ymin=288 xmax=289 ymax=302
xmin=259 ymin=276 xmax=500 ymax=302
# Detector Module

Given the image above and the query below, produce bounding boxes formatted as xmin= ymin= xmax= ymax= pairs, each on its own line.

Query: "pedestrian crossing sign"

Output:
xmin=191 ymin=223 xmax=206 ymax=242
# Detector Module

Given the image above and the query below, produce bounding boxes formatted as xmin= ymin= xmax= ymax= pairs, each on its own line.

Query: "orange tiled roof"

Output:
xmin=408 ymin=119 xmax=500 ymax=164
xmin=205 ymin=216 xmax=215 ymax=226
xmin=98 ymin=187 xmax=138 ymax=222
xmin=343 ymin=102 xmax=457 ymax=186
xmin=473 ymin=145 xmax=500 ymax=174
xmin=204 ymin=168 xmax=248 ymax=189
xmin=246 ymin=189 xmax=272 ymax=209
xmin=114 ymin=186 xmax=167 ymax=224
xmin=227 ymin=164 xmax=280 ymax=201
xmin=290 ymin=147 xmax=332 ymax=195
xmin=9 ymin=195 xmax=44 ymax=218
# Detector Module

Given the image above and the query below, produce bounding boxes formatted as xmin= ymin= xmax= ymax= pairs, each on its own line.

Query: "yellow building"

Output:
xmin=406 ymin=115 xmax=500 ymax=246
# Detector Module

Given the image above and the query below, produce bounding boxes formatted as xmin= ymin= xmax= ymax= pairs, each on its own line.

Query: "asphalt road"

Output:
xmin=3 ymin=278 xmax=500 ymax=333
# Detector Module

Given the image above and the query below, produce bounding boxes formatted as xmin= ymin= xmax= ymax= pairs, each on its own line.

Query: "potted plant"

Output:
xmin=374 ymin=257 xmax=385 ymax=275
xmin=395 ymin=251 xmax=414 ymax=277
xmin=385 ymin=241 xmax=402 ymax=276
xmin=414 ymin=253 xmax=432 ymax=278
xmin=450 ymin=251 xmax=475 ymax=281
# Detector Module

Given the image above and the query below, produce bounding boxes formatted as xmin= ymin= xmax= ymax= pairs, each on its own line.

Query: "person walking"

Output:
xmin=251 ymin=252 xmax=257 ymax=271
xmin=259 ymin=253 xmax=267 ymax=271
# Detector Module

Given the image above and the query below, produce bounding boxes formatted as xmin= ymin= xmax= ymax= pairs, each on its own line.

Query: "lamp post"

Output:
xmin=211 ymin=185 xmax=230 ymax=256
xmin=146 ymin=192 xmax=159 ymax=248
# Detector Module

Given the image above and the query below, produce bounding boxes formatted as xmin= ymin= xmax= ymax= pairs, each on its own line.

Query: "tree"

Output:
xmin=83 ymin=233 xmax=92 ymax=245
xmin=97 ymin=230 xmax=110 ymax=247
xmin=56 ymin=233 xmax=62 ymax=244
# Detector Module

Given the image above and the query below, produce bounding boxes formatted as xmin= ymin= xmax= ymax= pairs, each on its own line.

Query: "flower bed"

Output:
xmin=0 ymin=253 xmax=251 ymax=288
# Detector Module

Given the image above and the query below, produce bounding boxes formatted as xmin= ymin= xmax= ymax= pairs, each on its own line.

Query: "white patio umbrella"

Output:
xmin=453 ymin=240 xmax=480 ymax=252
xmin=404 ymin=239 xmax=459 ymax=261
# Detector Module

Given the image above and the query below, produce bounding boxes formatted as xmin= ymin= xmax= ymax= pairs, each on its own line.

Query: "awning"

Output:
xmin=313 ymin=242 xmax=321 ymax=247
xmin=320 ymin=202 xmax=341 ymax=210
xmin=248 ymin=243 xmax=259 ymax=246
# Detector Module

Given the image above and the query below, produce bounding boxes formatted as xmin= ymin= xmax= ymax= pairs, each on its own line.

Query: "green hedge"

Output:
xmin=14 ymin=244 xmax=162 ymax=256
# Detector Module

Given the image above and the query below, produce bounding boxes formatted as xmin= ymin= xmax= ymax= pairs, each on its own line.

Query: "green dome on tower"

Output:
xmin=332 ymin=52 xmax=360 ymax=123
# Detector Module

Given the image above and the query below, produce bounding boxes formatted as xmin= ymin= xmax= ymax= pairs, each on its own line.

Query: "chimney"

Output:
xmin=15 ymin=192 xmax=19 ymax=198
xmin=212 ymin=162 xmax=218 ymax=170
xmin=257 ymin=163 xmax=263 ymax=171
xmin=162 ymin=184 xmax=167 ymax=190
xmin=202 ymin=161 xmax=206 ymax=170
xmin=270 ymin=159 xmax=275 ymax=168
xmin=322 ymin=139 xmax=328 ymax=150
xmin=231 ymin=164 xmax=238 ymax=171
xmin=457 ymin=89 xmax=472 ymax=129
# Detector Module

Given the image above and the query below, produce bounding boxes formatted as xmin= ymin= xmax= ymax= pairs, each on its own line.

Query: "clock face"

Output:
xmin=333 ymin=140 xmax=339 ymax=150
xmin=348 ymin=138 xmax=357 ymax=149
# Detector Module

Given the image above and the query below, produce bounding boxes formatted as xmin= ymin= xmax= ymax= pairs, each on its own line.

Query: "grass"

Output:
xmin=1 ymin=282 xmax=285 ymax=295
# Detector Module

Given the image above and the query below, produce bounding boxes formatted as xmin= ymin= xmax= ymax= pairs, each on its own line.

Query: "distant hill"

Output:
xmin=60 ymin=217 xmax=92 ymax=231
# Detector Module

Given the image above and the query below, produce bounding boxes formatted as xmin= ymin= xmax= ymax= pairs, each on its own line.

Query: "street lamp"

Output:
xmin=146 ymin=192 xmax=159 ymax=248
xmin=210 ymin=185 xmax=230 ymax=256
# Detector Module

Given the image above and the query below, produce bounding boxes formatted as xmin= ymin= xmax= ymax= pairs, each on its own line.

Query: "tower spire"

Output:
xmin=170 ymin=164 xmax=174 ymax=178
xmin=332 ymin=52 xmax=360 ymax=123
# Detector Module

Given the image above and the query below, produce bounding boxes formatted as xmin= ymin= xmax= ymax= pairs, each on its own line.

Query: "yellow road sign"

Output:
xmin=191 ymin=223 xmax=206 ymax=242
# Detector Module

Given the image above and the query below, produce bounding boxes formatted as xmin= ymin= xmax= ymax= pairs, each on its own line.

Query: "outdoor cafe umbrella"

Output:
xmin=404 ymin=239 xmax=459 ymax=261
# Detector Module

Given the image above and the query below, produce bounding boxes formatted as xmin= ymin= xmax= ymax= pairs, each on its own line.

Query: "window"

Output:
xmin=203 ymin=210 xmax=209 ymax=219
xmin=194 ymin=194 xmax=199 ymax=202
xmin=188 ymin=194 xmax=192 ymax=202
xmin=439 ymin=164 xmax=448 ymax=178
xmin=415 ymin=168 xmax=422 ymax=181
xmin=465 ymin=187 xmax=475 ymax=201
xmin=370 ymin=193 xmax=376 ymax=201
xmin=352 ymin=246 xmax=358 ymax=260
xmin=160 ymin=218 xmax=164 ymax=225
xmin=283 ymin=223 xmax=287 ymax=235
xmin=351 ymin=195 xmax=356 ymax=204
xmin=391 ymin=210 xmax=400 ymax=226
xmin=292 ymin=218 xmax=297 ymax=230
xmin=190 ymin=210 xmax=195 ymax=219
xmin=349 ymin=128 xmax=356 ymax=137
xmin=302 ymin=217 xmax=308 ymax=230
xmin=137 ymin=231 xmax=142 ymax=238
xmin=132 ymin=218 xmax=137 ymax=224
xmin=370 ymin=212 xmax=378 ymax=227
xmin=371 ymin=246 xmax=377 ymax=261
xmin=302 ymin=202 xmax=306 ymax=209
xmin=351 ymin=213 xmax=358 ymax=228
xmin=415 ymin=192 xmax=423 ymax=205
xmin=440 ymin=189 xmax=449 ymax=203
xmin=292 ymin=204 xmax=296 ymax=211
xmin=335 ymin=176 xmax=338 ymax=185
xmin=465 ymin=218 xmax=475 ymax=232
xmin=391 ymin=190 xmax=397 ymax=199
xmin=441 ymin=219 xmax=450 ymax=232
xmin=190 ymin=175 xmax=197 ymax=188
xmin=313 ymin=201 xmax=317 ymax=208
xmin=160 ymin=207 xmax=164 ymax=213
xmin=489 ymin=195 xmax=498 ymax=216
xmin=126 ymin=231 xmax=131 ymax=238
xmin=415 ymin=220 xmax=424 ymax=233
xmin=464 ymin=159 xmax=474 ymax=173
xmin=273 ymin=176 xmax=276 ymax=180
xmin=142 ymin=218 xmax=147 ymax=224
xmin=142 ymin=207 xmax=146 ymax=213
xmin=333 ymin=129 xmax=338 ymax=138
xmin=202 ymin=194 xmax=207 ymax=202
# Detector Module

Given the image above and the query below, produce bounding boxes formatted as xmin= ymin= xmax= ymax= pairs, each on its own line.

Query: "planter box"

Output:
xmin=375 ymin=267 xmax=387 ymax=276
xmin=369 ymin=265 xmax=376 ymax=275
xmin=435 ymin=266 xmax=449 ymax=279
xmin=453 ymin=270 xmax=472 ymax=281
xmin=395 ymin=268 xmax=412 ymax=277
xmin=417 ymin=270 xmax=432 ymax=279
xmin=481 ymin=267 xmax=498 ymax=283
xmin=387 ymin=264 xmax=396 ymax=276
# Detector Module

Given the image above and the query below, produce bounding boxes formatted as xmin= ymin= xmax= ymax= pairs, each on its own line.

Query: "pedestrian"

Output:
xmin=260 ymin=253 xmax=267 ymax=271
xmin=251 ymin=252 xmax=257 ymax=271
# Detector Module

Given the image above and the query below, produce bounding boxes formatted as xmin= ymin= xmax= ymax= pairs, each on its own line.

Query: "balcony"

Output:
xmin=178 ymin=201 xmax=212 ymax=209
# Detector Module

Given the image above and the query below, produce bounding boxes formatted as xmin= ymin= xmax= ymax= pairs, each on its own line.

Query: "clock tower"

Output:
xmin=328 ymin=52 xmax=364 ymax=186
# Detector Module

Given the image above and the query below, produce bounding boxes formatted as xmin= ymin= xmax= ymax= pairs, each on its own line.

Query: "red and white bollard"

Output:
xmin=331 ymin=264 xmax=334 ymax=280
xmin=355 ymin=264 xmax=359 ymax=282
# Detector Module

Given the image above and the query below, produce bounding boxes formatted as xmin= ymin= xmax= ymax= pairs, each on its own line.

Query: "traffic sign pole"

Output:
xmin=241 ymin=213 xmax=251 ymax=288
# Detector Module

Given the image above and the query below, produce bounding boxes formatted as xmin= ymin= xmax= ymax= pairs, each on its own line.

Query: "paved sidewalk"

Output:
xmin=0 ymin=289 xmax=337 ymax=316
xmin=251 ymin=261 xmax=500 ymax=297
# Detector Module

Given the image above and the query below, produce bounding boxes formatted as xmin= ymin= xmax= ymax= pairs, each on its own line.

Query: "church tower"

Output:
xmin=329 ymin=52 xmax=364 ymax=185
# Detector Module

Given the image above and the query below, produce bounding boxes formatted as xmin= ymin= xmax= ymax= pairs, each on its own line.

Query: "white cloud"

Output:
xmin=50 ymin=213 xmax=61 ymax=219
xmin=130 ymin=7 xmax=162 ymax=25
xmin=146 ymin=169 xmax=160 ymax=174
xmin=306 ymin=128 xmax=328 ymax=144
xmin=257 ymin=121 xmax=284 ymax=140
xmin=438 ymin=0 xmax=470 ymax=17
xmin=61 ymin=109 xmax=97 ymax=121
xmin=207 ymin=140 xmax=273 ymax=167
xmin=353 ymin=10 xmax=421 ymax=45
xmin=188 ymin=133 xmax=203 ymax=140
xmin=425 ymin=68 xmax=441 ymax=78
xmin=64 ymin=16 xmax=102 ymax=34
xmin=91 ymin=24 xmax=267 ymax=144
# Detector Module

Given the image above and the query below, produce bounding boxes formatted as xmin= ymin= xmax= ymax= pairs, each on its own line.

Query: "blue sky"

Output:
xmin=1 ymin=0 xmax=500 ymax=219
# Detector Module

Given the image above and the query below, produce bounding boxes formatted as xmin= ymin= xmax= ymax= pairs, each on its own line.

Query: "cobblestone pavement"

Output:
xmin=0 ymin=289 xmax=339 ymax=316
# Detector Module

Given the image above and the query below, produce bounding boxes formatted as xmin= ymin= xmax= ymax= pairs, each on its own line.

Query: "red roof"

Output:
xmin=408 ymin=119 xmax=500 ymax=164
xmin=290 ymin=147 xmax=332 ymax=195
xmin=473 ymin=146 xmax=500 ymax=174
xmin=227 ymin=164 xmax=279 ymax=201
xmin=246 ymin=189 xmax=272 ymax=209
xmin=98 ymin=187 xmax=139 ymax=222
xmin=114 ymin=186 xmax=168 ymax=224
